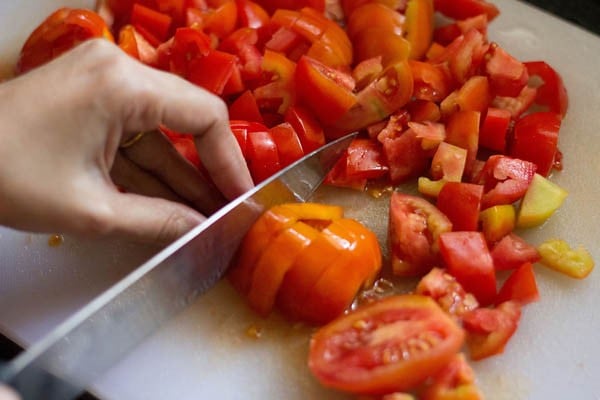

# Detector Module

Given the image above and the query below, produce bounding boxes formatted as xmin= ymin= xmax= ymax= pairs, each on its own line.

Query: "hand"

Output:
xmin=0 ymin=386 xmax=19 ymax=400
xmin=0 ymin=39 xmax=253 ymax=245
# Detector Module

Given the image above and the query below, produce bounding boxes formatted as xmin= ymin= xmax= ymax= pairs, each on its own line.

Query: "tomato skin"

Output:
xmin=474 ymin=155 xmax=537 ymax=210
xmin=509 ymin=111 xmax=561 ymax=177
xmin=434 ymin=0 xmax=499 ymax=21
xmin=462 ymin=301 xmax=521 ymax=360
xmin=479 ymin=107 xmax=511 ymax=153
xmin=491 ymin=233 xmax=540 ymax=271
xmin=17 ymin=8 xmax=114 ymax=74
xmin=524 ymin=61 xmax=569 ymax=118
xmin=436 ymin=182 xmax=483 ymax=232
xmin=419 ymin=353 xmax=484 ymax=400
xmin=416 ymin=268 xmax=479 ymax=318
xmin=388 ymin=193 xmax=452 ymax=277
xmin=346 ymin=138 xmax=389 ymax=180
xmin=294 ymin=55 xmax=357 ymax=126
xmin=484 ymin=43 xmax=528 ymax=97
xmin=495 ymin=262 xmax=540 ymax=306
xmin=284 ymin=105 xmax=326 ymax=152
xmin=438 ymin=231 xmax=497 ymax=306
xmin=335 ymin=60 xmax=413 ymax=136
xmin=308 ymin=295 xmax=465 ymax=395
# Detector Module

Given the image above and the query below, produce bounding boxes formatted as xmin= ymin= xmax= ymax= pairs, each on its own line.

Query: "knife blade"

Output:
xmin=0 ymin=132 xmax=357 ymax=400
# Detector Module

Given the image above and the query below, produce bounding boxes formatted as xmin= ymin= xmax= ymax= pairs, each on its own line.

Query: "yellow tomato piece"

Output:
xmin=480 ymin=205 xmax=516 ymax=243
xmin=516 ymin=173 xmax=568 ymax=228
xmin=538 ymin=239 xmax=595 ymax=279
xmin=405 ymin=0 xmax=434 ymax=60
xmin=417 ymin=176 xmax=446 ymax=198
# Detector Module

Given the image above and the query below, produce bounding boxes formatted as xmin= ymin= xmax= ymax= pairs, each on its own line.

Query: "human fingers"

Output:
xmin=0 ymin=385 xmax=20 ymax=400
xmin=110 ymin=152 xmax=184 ymax=203
xmin=120 ymin=130 xmax=226 ymax=215
xmin=113 ymin=59 xmax=253 ymax=200
xmin=104 ymin=191 xmax=206 ymax=246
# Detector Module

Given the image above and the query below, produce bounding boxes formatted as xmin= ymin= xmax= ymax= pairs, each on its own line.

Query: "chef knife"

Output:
xmin=0 ymin=132 xmax=357 ymax=400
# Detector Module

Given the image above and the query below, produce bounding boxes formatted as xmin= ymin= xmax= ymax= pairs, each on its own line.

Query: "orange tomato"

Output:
xmin=229 ymin=202 xmax=381 ymax=324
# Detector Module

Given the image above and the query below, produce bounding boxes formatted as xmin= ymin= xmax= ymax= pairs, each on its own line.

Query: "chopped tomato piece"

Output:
xmin=388 ymin=193 xmax=452 ymax=277
xmin=130 ymin=3 xmax=172 ymax=42
xmin=491 ymin=233 xmax=540 ymax=271
xmin=525 ymin=61 xmax=569 ymax=118
xmin=419 ymin=353 xmax=484 ymax=400
xmin=474 ymin=155 xmax=537 ymax=209
xmin=294 ymin=55 xmax=357 ymax=126
xmin=509 ymin=111 xmax=561 ymax=177
xmin=538 ymin=239 xmax=595 ymax=279
xmin=463 ymin=301 xmax=521 ymax=360
xmin=444 ymin=110 xmax=480 ymax=176
xmin=495 ymin=262 xmax=540 ymax=306
xmin=228 ymin=90 xmax=264 ymax=123
xmin=484 ymin=43 xmax=528 ymax=97
xmin=479 ymin=107 xmax=511 ymax=153
xmin=416 ymin=268 xmax=479 ymax=318
xmin=434 ymin=0 xmax=499 ymax=21
xmin=409 ymin=60 xmax=452 ymax=103
xmin=308 ymin=295 xmax=465 ymax=395
xmin=439 ymin=231 xmax=496 ymax=306
xmin=346 ymin=138 xmax=389 ymax=180
xmin=246 ymin=128 xmax=281 ymax=183
xmin=436 ymin=182 xmax=483 ymax=232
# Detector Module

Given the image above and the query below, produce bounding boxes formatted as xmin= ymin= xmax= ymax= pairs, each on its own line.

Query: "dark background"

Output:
xmin=521 ymin=0 xmax=600 ymax=35
xmin=0 ymin=0 xmax=598 ymax=398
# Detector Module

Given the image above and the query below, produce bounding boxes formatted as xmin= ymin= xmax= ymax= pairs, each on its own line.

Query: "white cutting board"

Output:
xmin=1 ymin=1 xmax=600 ymax=399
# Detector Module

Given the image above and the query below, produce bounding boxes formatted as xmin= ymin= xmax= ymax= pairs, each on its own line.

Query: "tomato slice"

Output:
xmin=438 ymin=231 xmax=497 ymax=306
xmin=228 ymin=203 xmax=343 ymax=295
xmin=246 ymin=128 xmax=281 ymax=183
xmin=298 ymin=219 xmax=382 ymax=324
xmin=246 ymin=221 xmax=318 ymax=316
xmin=294 ymin=55 xmax=358 ymax=126
xmin=269 ymin=122 xmax=305 ymax=167
xmin=462 ymin=301 xmax=521 ymax=360
xmin=404 ymin=0 xmax=435 ymax=60
xmin=388 ymin=192 xmax=452 ymax=277
xmin=308 ymin=294 xmax=465 ymax=395
xmin=284 ymin=105 xmax=326 ymax=152
xmin=495 ymin=262 xmax=540 ymax=306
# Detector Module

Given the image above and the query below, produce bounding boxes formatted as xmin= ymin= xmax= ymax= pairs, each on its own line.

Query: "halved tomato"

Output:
xmin=308 ymin=294 xmax=465 ymax=395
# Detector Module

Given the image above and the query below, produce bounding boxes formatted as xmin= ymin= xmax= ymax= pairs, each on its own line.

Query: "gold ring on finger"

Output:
xmin=120 ymin=131 xmax=147 ymax=149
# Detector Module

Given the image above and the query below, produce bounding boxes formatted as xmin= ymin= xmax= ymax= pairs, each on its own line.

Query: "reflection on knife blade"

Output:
xmin=0 ymin=132 xmax=357 ymax=400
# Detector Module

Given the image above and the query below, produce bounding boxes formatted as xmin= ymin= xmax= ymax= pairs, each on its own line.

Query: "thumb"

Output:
xmin=106 ymin=191 xmax=206 ymax=246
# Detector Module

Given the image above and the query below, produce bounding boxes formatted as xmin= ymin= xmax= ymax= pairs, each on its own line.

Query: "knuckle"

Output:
xmin=154 ymin=209 xmax=194 ymax=245
xmin=75 ymin=204 xmax=115 ymax=237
